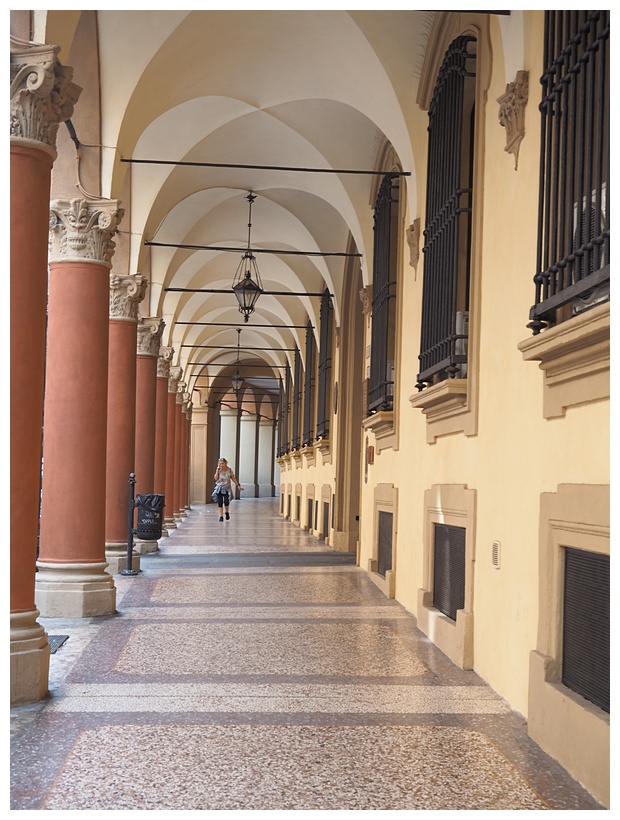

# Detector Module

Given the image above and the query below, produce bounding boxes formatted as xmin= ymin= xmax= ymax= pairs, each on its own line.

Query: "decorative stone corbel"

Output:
xmin=406 ymin=218 xmax=421 ymax=272
xmin=497 ymin=70 xmax=529 ymax=170
xmin=359 ymin=285 xmax=372 ymax=317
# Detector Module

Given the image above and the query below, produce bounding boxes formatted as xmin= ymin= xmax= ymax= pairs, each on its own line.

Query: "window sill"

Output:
xmin=316 ymin=437 xmax=331 ymax=465
xmin=409 ymin=379 xmax=468 ymax=443
xmin=301 ymin=444 xmax=316 ymax=467
xmin=518 ymin=300 xmax=610 ymax=418
xmin=362 ymin=410 xmax=395 ymax=451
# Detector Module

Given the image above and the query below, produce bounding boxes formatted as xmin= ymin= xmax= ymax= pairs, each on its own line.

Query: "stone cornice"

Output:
xmin=157 ymin=346 xmax=174 ymax=379
xmin=109 ymin=273 xmax=147 ymax=320
xmin=136 ymin=316 xmax=165 ymax=357
xmin=49 ymin=198 xmax=124 ymax=267
xmin=10 ymin=37 xmax=82 ymax=154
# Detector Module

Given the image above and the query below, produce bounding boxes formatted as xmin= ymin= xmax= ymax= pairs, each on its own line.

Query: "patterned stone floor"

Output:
xmin=10 ymin=499 xmax=605 ymax=811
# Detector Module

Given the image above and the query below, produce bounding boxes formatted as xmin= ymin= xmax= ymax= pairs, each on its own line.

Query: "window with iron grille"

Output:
xmin=302 ymin=321 xmax=315 ymax=446
xmin=292 ymin=346 xmax=302 ymax=450
xmin=322 ymin=501 xmax=329 ymax=540
xmin=433 ymin=523 xmax=466 ymax=621
xmin=282 ymin=363 xmax=291 ymax=454
xmin=316 ymin=289 xmax=332 ymax=438
xmin=377 ymin=511 xmax=393 ymax=577
xmin=276 ymin=377 xmax=284 ymax=457
xmin=563 ymin=547 xmax=609 ymax=713
xmin=416 ymin=36 xmax=476 ymax=391
xmin=528 ymin=11 xmax=610 ymax=335
xmin=368 ymin=173 xmax=399 ymax=412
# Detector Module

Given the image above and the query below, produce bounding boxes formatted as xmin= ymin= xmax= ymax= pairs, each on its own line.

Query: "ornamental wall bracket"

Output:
xmin=109 ymin=273 xmax=147 ymax=320
xmin=137 ymin=316 xmax=165 ymax=357
xmin=359 ymin=285 xmax=372 ymax=317
xmin=49 ymin=198 xmax=124 ymax=267
xmin=406 ymin=218 xmax=421 ymax=272
xmin=10 ymin=37 xmax=82 ymax=153
xmin=497 ymin=70 xmax=529 ymax=171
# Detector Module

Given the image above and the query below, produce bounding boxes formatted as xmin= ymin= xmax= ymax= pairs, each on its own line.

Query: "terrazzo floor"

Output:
xmin=10 ymin=498 xmax=605 ymax=811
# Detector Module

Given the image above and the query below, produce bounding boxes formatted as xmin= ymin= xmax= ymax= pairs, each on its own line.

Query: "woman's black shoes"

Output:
xmin=219 ymin=516 xmax=223 ymax=522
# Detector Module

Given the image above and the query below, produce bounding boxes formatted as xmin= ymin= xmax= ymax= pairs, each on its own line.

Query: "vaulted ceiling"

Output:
xmin=42 ymin=10 xmax=434 ymax=409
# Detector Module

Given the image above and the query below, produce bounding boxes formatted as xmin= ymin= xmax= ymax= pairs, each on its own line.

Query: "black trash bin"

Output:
xmin=135 ymin=494 xmax=165 ymax=540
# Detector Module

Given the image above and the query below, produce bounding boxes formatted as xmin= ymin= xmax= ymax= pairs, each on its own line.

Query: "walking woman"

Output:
xmin=212 ymin=457 xmax=243 ymax=521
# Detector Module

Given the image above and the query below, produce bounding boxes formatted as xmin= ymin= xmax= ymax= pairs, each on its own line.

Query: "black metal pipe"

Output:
xmin=121 ymin=473 xmax=139 ymax=577
xmin=122 ymin=156 xmax=410 ymax=176
xmin=174 ymin=321 xmax=313 ymax=329
xmin=164 ymin=287 xmax=333 ymax=297
xmin=146 ymin=241 xmax=360 ymax=258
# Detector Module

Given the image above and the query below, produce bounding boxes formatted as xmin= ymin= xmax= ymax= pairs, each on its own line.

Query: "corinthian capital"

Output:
xmin=10 ymin=38 xmax=82 ymax=153
xmin=157 ymin=346 xmax=174 ymax=379
xmin=169 ymin=366 xmax=182 ymax=394
xmin=136 ymin=316 xmax=165 ymax=357
xmin=109 ymin=274 xmax=147 ymax=320
xmin=49 ymin=198 xmax=125 ymax=267
xmin=176 ymin=381 xmax=187 ymax=404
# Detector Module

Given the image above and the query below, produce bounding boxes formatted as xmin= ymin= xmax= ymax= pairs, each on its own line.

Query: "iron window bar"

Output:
xmin=302 ymin=320 xmax=316 ymax=447
xmin=415 ymin=35 xmax=476 ymax=391
xmin=368 ymin=174 xmax=399 ymax=413
xmin=528 ymin=10 xmax=610 ymax=334
xmin=316 ymin=289 xmax=333 ymax=439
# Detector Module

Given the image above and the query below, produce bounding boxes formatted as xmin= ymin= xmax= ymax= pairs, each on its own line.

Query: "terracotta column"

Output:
xmin=154 ymin=346 xmax=173 ymax=497
xmin=183 ymin=400 xmax=193 ymax=512
xmin=133 ymin=317 xmax=165 ymax=554
xmin=36 ymin=197 xmax=124 ymax=618
xmin=173 ymin=381 xmax=187 ymax=522
xmin=10 ymin=40 xmax=81 ymax=705
xmin=104 ymin=274 xmax=146 ymax=574
xmin=163 ymin=366 xmax=182 ymax=532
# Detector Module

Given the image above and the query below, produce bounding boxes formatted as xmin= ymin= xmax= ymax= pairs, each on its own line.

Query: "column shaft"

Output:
xmin=37 ymin=259 xmax=115 ymax=615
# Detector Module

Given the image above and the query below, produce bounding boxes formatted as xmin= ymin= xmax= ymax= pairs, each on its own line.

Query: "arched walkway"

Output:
xmin=10 ymin=500 xmax=599 ymax=810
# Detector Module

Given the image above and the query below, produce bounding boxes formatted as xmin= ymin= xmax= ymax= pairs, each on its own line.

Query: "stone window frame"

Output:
xmin=417 ymin=483 xmax=476 ymax=669
xmin=409 ymin=13 xmax=492 ymax=444
xmin=527 ymin=483 xmax=609 ymax=806
xmin=367 ymin=483 xmax=398 ymax=599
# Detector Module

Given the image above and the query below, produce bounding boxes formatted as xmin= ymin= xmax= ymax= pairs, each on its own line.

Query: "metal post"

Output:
xmin=121 ymin=472 xmax=139 ymax=576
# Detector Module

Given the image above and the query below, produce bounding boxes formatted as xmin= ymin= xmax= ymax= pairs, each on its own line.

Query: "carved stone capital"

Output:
xmin=10 ymin=37 xmax=82 ymax=153
xmin=109 ymin=274 xmax=147 ymax=320
xmin=497 ymin=70 xmax=529 ymax=171
xmin=157 ymin=346 xmax=174 ymax=379
xmin=182 ymin=391 xmax=191 ymax=412
xmin=49 ymin=198 xmax=124 ymax=267
xmin=136 ymin=316 xmax=165 ymax=357
xmin=168 ymin=366 xmax=182 ymax=394
xmin=359 ymin=285 xmax=372 ymax=316
xmin=176 ymin=381 xmax=187 ymax=404
xmin=406 ymin=218 xmax=421 ymax=270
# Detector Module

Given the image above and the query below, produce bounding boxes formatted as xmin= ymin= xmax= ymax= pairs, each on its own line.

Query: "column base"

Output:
xmin=35 ymin=561 xmax=117 ymax=617
xmin=105 ymin=541 xmax=141 ymax=573
xmin=164 ymin=516 xmax=177 ymax=532
xmin=133 ymin=538 xmax=159 ymax=555
xmin=10 ymin=609 xmax=50 ymax=705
